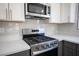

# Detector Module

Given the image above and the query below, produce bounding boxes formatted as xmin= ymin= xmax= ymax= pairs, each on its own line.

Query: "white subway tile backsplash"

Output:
xmin=22 ymin=20 xmax=58 ymax=36
xmin=57 ymin=23 xmax=79 ymax=36
xmin=0 ymin=22 xmax=20 ymax=33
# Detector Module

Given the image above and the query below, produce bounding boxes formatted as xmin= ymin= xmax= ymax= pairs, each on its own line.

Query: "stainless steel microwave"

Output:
xmin=24 ymin=3 xmax=50 ymax=19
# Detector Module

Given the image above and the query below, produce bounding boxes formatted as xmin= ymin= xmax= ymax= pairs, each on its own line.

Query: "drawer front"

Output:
xmin=63 ymin=40 xmax=76 ymax=48
xmin=8 ymin=50 xmax=30 ymax=56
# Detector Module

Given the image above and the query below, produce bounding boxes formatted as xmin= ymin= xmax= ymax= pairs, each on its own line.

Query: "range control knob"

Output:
xmin=35 ymin=47 xmax=39 ymax=50
xmin=46 ymin=44 xmax=50 ymax=48
xmin=50 ymin=43 xmax=54 ymax=47
xmin=54 ymin=41 xmax=58 ymax=44
xmin=42 ymin=45 xmax=47 ymax=49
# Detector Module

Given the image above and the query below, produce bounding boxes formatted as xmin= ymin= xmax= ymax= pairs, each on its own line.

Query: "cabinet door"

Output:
xmin=70 ymin=3 xmax=76 ymax=23
xmin=0 ymin=3 xmax=8 ymax=20
xmin=49 ymin=3 xmax=61 ymax=23
xmin=76 ymin=44 xmax=79 ymax=56
xmin=63 ymin=46 xmax=76 ymax=56
xmin=61 ymin=3 xmax=70 ymax=23
xmin=63 ymin=41 xmax=76 ymax=56
xmin=9 ymin=3 xmax=25 ymax=21
xmin=8 ymin=50 xmax=30 ymax=56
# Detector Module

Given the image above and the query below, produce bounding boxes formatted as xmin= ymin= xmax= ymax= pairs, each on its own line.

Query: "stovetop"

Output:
xmin=23 ymin=36 xmax=56 ymax=45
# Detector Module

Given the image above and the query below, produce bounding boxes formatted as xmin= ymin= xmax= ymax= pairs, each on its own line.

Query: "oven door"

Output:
xmin=31 ymin=44 xmax=58 ymax=56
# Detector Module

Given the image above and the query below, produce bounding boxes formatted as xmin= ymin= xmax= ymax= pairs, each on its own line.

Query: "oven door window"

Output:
xmin=27 ymin=3 xmax=46 ymax=15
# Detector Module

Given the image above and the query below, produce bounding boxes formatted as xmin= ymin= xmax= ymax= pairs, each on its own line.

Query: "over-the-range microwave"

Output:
xmin=24 ymin=3 xmax=51 ymax=19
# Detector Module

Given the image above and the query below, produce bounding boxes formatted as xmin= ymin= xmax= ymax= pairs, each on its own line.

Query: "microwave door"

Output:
xmin=27 ymin=3 xmax=46 ymax=15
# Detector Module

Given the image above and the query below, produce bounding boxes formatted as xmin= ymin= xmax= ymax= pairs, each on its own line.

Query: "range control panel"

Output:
xmin=31 ymin=40 xmax=58 ymax=55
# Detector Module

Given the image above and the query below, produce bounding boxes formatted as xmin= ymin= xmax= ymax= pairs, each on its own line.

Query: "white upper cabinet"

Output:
xmin=0 ymin=3 xmax=8 ymax=20
xmin=70 ymin=3 xmax=76 ymax=23
xmin=9 ymin=3 xmax=25 ymax=21
xmin=0 ymin=3 xmax=25 ymax=22
xmin=49 ymin=3 xmax=61 ymax=23
xmin=60 ymin=3 xmax=70 ymax=23
xmin=49 ymin=3 xmax=76 ymax=23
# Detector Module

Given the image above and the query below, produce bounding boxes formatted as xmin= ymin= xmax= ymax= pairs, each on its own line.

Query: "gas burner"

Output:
xmin=24 ymin=36 xmax=55 ymax=45
xmin=35 ymin=36 xmax=52 ymax=42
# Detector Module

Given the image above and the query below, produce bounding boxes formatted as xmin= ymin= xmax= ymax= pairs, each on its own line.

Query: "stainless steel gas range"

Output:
xmin=22 ymin=29 xmax=58 ymax=56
